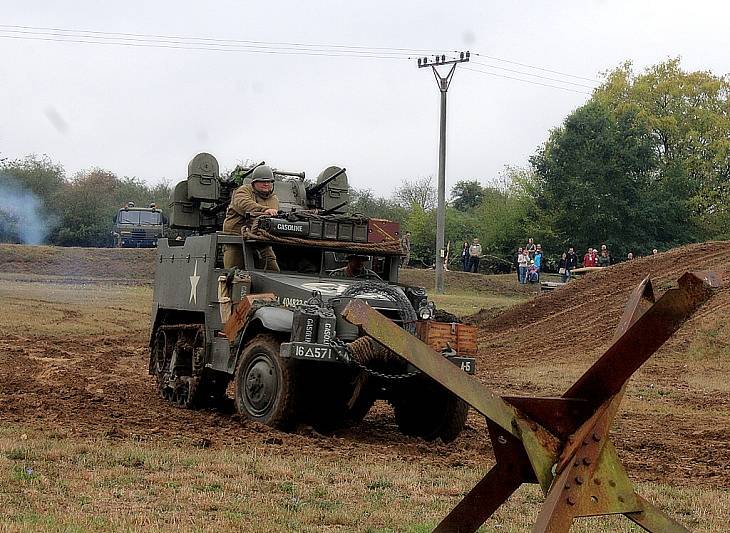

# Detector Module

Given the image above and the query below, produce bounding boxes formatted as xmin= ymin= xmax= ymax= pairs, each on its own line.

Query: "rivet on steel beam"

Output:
xmin=497 ymin=435 xmax=507 ymax=445
xmin=609 ymin=480 xmax=616 ymax=488
xmin=591 ymin=495 xmax=599 ymax=503
xmin=592 ymin=432 xmax=601 ymax=442
xmin=618 ymin=495 xmax=625 ymax=503
xmin=567 ymin=496 xmax=576 ymax=506
xmin=583 ymin=457 xmax=592 ymax=466
xmin=575 ymin=476 xmax=584 ymax=485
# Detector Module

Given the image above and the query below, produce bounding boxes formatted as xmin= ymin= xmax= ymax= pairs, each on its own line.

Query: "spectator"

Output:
xmin=590 ymin=247 xmax=598 ymax=265
xmin=558 ymin=252 xmax=568 ymax=282
xmin=627 ymin=252 xmax=634 ymax=260
xmin=652 ymin=248 xmax=658 ymax=255
xmin=583 ymin=247 xmax=596 ymax=267
xmin=525 ymin=238 xmax=536 ymax=259
xmin=468 ymin=238 xmax=482 ymax=273
xmin=400 ymin=231 xmax=412 ymax=268
xmin=518 ymin=248 xmax=530 ymax=284
xmin=565 ymin=247 xmax=578 ymax=280
xmin=598 ymin=249 xmax=611 ymax=267
xmin=514 ymin=247 xmax=523 ymax=282
xmin=460 ymin=241 xmax=470 ymax=272
xmin=533 ymin=248 xmax=543 ymax=281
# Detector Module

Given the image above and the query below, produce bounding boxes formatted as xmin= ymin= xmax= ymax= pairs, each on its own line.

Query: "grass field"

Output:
xmin=2 ymin=426 xmax=727 ymax=532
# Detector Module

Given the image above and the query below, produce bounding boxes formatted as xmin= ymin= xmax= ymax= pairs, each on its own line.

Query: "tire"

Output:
xmin=346 ymin=383 xmax=377 ymax=425
xmin=300 ymin=366 xmax=359 ymax=433
xmin=234 ymin=333 xmax=297 ymax=430
xmin=392 ymin=377 xmax=469 ymax=443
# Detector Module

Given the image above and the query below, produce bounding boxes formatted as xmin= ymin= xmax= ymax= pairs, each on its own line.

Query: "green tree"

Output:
xmin=394 ymin=176 xmax=436 ymax=210
xmin=530 ymin=100 xmax=671 ymax=257
xmin=450 ymin=180 xmax=485 ymax=211
xmin=595 ymin=59 xmax=730 ymax=236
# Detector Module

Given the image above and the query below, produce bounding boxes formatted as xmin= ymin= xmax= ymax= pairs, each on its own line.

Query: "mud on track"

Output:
xmin=0 ymin=242 xmax=728 ymax=489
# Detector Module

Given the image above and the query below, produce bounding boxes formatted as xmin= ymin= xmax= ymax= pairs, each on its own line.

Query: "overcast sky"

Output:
xmin=2 ymin=1 xmax=728 ymax=196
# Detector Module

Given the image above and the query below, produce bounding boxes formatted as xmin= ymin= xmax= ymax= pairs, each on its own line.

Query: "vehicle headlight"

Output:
xmin=418 ymin=301 xmax=435 ymax=320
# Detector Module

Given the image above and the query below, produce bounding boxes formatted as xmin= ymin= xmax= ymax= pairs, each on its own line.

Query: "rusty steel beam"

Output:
xmin=343 ymin=298 xmax=526 ymax=438
xmin=341 ymin=272 xmax=720 ymax=533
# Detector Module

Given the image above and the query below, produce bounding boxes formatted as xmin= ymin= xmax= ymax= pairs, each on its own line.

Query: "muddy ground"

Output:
xmin=0 ymin=242 xmax=728 ymax=492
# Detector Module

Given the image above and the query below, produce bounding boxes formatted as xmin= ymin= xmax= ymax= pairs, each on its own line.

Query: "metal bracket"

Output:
xmin=342 ymin=271 xmax=721 ymax=532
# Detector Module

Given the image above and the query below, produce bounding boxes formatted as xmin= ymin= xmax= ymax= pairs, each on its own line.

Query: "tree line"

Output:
xmin=1 ymin=58 xmax=727 ymax=261
xmin=0 ymin=158 xmax=171 ymax=247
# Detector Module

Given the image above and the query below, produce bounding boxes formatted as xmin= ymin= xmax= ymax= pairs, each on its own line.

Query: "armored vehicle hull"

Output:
xmin=149 ymin=154 xmax=476 ymax=442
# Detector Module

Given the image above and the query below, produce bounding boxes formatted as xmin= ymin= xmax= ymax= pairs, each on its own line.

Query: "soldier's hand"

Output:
xmin=263 ymin=208 xmax=278 ymax=216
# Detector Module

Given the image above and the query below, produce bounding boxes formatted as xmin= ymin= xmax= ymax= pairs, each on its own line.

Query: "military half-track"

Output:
xmin=149 ymin=153 xmax=477 ymax=442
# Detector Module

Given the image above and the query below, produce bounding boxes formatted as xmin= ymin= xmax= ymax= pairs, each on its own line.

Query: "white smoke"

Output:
xmin=0 ymin=174 xmax=54 ymax=245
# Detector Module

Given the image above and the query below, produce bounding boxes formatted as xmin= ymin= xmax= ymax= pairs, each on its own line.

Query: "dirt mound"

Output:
xmin=469 ymin=240 xmax=730 ymax=487
xmin=0 ymin=244 xmax=155 ymax=280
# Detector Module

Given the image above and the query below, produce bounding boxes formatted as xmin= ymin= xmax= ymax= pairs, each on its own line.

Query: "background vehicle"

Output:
xmin=113 ymin=203 xmax=165 ymax=247
xmin=149 ymin=153 xmax=477 ymax=442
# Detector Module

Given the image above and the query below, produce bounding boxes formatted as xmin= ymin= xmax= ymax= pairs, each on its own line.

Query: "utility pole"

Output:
xmin=418 ymin=52 xmax=469 ymax=293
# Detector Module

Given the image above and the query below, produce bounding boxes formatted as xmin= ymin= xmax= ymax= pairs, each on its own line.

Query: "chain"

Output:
xmin=330 ymin=338 xmax=420 ymax=380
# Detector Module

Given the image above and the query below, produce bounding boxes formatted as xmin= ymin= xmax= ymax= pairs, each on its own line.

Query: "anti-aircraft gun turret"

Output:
xmin=150 ymin=153 xmax=476 ymax=442
xmin=168 ymin=153 xmax=352 ymax=235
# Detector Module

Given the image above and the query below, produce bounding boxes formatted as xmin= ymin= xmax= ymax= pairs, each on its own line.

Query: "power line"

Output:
xmin=0 ymin=24 xmax=443 ymax=57
xmin=462 ymin=66 xmax=592 ymax=95
xmin=470 ymin=60 xmax=597 ymax=89
xmin=0 ymin=24 xmax=600 ymax=83
xmin=472 ymin=52 xmax=600 ymax=83
xmin=0 ymin=33 xmax=413 ymax=60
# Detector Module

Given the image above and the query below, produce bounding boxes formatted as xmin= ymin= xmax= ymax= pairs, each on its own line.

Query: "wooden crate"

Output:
xmin=415 ymin=321 xmax=478 ymax=356
xmin=367 ymin=219 xmax=401 ymax=243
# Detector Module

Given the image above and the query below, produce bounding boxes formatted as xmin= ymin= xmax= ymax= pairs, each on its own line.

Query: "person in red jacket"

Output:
xmin=583 ymin=247 xmax=596 ymax=267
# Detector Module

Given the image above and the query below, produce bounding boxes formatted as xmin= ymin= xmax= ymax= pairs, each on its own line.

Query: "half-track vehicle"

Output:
xmin=149 ymin=153 xmax=477 ymax=442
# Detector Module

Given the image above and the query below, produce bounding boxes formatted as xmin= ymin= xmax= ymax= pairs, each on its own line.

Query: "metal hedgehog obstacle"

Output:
xmin=342 ymin=271 xmax=721 ymax=532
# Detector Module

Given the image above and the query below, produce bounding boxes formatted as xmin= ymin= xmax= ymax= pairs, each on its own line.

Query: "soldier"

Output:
xmin=329 ymin=254 xmax=381 ymax=280
xmin=400 ymin=231 xmax=412 ymax=268
xmin=222 ymin=165 xmax=280 ymax=271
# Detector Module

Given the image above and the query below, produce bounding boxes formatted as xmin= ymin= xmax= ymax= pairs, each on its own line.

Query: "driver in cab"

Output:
xmin=329 ymin=254 xmax=381 ymax=280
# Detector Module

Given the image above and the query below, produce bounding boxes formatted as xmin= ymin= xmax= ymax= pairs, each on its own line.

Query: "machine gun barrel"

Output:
xmin=233 ymin=161 xmax=266 ymax=183
xmin=273 ymin=169 xmax=306 ymax=180
xmin=307 ymin=167 xmax=347 ymax=196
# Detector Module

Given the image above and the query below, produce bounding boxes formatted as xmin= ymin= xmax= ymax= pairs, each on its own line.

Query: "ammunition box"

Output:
xmin=416 ymin=321 xmax=478 ymax=356
xmin=324 ymin=221 xmax=339 ymax=240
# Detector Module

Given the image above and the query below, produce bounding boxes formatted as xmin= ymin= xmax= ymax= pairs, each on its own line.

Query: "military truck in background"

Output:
xmin=149 ymin=153 xmax=477 ymax=442
xmin=112 ymin=202 xmax=165 ymax=248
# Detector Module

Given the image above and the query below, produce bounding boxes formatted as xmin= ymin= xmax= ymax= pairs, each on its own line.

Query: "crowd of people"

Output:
xmin=401 ymin=229 xmax=661 ymax=282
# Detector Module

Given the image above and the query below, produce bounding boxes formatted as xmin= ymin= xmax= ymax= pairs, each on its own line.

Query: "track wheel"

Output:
xmin=151 ymin=329 xmax=173 ymax=399
xmin=234 ymin=333 xmax=297 ymax=430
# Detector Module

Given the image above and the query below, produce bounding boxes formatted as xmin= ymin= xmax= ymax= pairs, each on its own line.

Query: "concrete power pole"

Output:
xmin=417 ymin=52 xmax=469 ymax=293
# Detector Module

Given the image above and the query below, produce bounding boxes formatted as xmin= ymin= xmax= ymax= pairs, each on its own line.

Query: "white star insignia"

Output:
xmin=189 ymin=260 xmax=201 ymax=304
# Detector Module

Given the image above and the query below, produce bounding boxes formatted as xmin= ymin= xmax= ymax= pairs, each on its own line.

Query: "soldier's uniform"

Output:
xmin=222 ymin=167 xmax=280 ymax=271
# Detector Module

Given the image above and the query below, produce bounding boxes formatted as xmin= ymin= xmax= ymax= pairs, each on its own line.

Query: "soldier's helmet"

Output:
xmin=251 ymin=165 xmax=275 ymax=184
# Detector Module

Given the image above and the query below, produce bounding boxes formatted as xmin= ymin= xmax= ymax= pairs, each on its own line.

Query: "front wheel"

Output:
xmin=392 ymin=377 xmax=469 ymax=443
xmin=234 ymin=333 xmax=298 ymax=430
